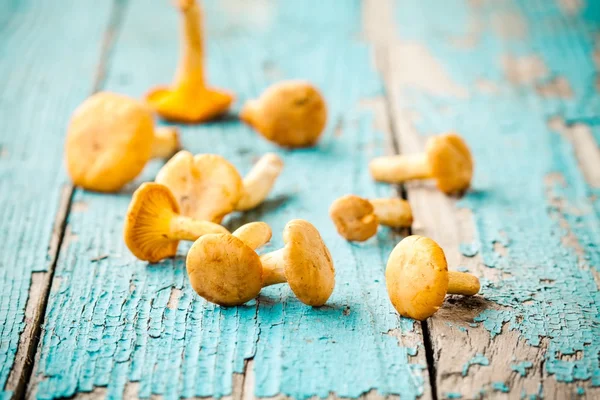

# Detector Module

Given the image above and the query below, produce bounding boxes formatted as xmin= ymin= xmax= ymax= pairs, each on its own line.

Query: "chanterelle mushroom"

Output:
xmin=65 ymin=92 xmax=181 ymax=192
xmin=145 ymin=0 xmax=234 ymax=122
xmin=385 ymin=235 xmax=480 ymax=320
xmin=187 ymin=219 xmax=335 ymax=306
xmin=329 ymin=195 xmax=413 ymax=242
xmin=155 ymin=151 xmax=284 ymax=222
xmin=123 ymin=182 xmax=228 ymax=263
xmin=240 ymin=80 xmax=327 ymax=148
xmin=186 ymin=222 xmax=272 ymax=306
xmin=369 ymin=133 xmax=473 ymax=194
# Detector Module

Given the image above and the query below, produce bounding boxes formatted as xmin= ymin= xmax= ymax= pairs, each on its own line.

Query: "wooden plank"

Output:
xmin=0 ymin=1 xmax=116 ymax=398
xmin=377 ymin=0 xmax=600 ymax=398
xmin=28 ymin=1 xmax=430 ymax=399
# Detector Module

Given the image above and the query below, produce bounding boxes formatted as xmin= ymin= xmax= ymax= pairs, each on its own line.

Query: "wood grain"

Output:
xmin=27 ymin=1 xmax=429 ymax=399
xmin=375 ymin=0 xmax=600 ymax=398
xmin=0 ymin=0 xmax=116 ymax=398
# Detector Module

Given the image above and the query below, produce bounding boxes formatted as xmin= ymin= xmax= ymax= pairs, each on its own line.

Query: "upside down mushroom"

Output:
xmin=65 ymin=92 xmax=181 ymax=192
xmin=146 ymin=0 xmax=234 ymax=122
xmin=329 ymin=195 xmax=413 ymax=242
xmin=386 ymin=235 xmax=480 ymax=320
xmin=123 ymin=182 xmax=228 ymax=263
xmin=370 ymin=133 xmax=473 ymax=195
xmin=186 ymin=219 xmax=335 ymax=306
xmin=240 ymin=80 xmax=327 ymax=148
xmin=155 ymin=151 xmax=284 ymax=223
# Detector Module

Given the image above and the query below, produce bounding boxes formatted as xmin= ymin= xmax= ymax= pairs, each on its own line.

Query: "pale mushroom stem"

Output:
xmin=168 ymin=215 xmax=228 ymax=241
xmin=369 ymin=153 xmax=432 ymax=183
xmin=447 ymin=271 xmax=480 ymax=296
xmin=259 ymin=248 xmax=287 ymax=287
xmin=232 ymin=222 xmax=272 ymax=250
xmin=236 ymin=153 xmax=284 ymax=211
xmin=174 ymin=0 xmax=205 ymax=88
xmin=151 ymin=127 xmax=181 ymax=159
xmin=369 ymin=198 xmax=413 ymax=228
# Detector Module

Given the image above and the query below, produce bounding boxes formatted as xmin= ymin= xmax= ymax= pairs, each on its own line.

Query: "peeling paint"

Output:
xmin=395 ymin=0 xmax=600 ymax=390
xmin=462 ymin=353 xmax=489 ymax=377
xmin=511 ymin=361 xmax=534 ymax=377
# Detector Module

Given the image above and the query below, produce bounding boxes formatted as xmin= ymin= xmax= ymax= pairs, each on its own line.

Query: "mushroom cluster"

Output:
xmin=63 ymin=0 xmax=483 ymax=320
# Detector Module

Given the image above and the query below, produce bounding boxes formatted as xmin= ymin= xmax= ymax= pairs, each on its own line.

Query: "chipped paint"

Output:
xmin=395 ymin=0 xmax=600 ymax=390
xmin=492 ymin=382 xmax=510 ymax=392
xmin=462 ymin=353 xmax=489 ymax=377
xmin=444 ymin=392 xmax=463 ymax=399
xmin=0 ymin=0 xmax=113 ymax=397
xmin=511 ymin=361 xmax=534 ymax=377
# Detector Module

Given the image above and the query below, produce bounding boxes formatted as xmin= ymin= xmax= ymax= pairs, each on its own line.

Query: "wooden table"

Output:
xmin=1 ymin=0 xmax=599 ymax=399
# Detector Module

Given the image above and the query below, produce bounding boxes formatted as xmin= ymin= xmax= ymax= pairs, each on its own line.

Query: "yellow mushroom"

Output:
xmin=240 ymin=80 xmax=327 ymax=148
xmin=385 ymin=235 xmax=480 ymax=321
xmin=65 ymin=92 xmax=181 ymax=192
xmin=369 ymin=133 xmax=473 ymax=194
xmin=155 ymin=151 xmax=284 ymax=222
xmin=187 ymin=219 xmax=335 ymax=307
xmin=123 ymin=182 xmax=228 ymax=263
xmin=329 ymin=195 xmax=413 ymax=242
xmin=145 ymin=0 xmax=234 ymax=123
xmin=186 ymin=222 xmax=272 ymax=306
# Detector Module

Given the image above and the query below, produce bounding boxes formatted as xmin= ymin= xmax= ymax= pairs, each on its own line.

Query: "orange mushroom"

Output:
xmin=370 ymin=133 xmax=474 ymax=194
xmin=240 ymin=80 xmax=327 ymax=148
xmin=329 ymin=195 xmax=413 ymax=242
xmin=386 ymin=235 xmax=480 ymax=320
xmin=65 ymin=92 xmax=181 ymax=192
xmin=123 ymin=182 xmax=228 ymax=263
xmin=146 ymin=0 xmax=234 ymax=123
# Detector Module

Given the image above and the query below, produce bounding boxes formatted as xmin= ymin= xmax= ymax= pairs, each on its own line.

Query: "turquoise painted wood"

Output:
xmin=394 ymin=0 xmax=600 ymax=393
xmin=32 ymin=1 xmax=424 ymax=399
xmin=0 ymin=0 xmax=113 ymax=398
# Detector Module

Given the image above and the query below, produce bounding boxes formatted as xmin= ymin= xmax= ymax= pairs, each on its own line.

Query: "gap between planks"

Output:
xmin=7 ymin=1 xmax=130 ymax=399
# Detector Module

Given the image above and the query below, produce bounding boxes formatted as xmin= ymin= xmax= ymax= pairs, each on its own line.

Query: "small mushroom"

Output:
xmin=369 ymin=133 xmax=473 ymax=194
xmin=155 ymin=151 xmax=284 ymax=222
xmin=146 ymin=0 xmax=234 ymax=123
xmin=385 ymin=235 xmax=480 ymax=320
xmin=329 ymin=195 xmax=413 ymax=241
xmin=186 ymin=222 xmax=272 ymax=306
xmin=65 ymin=92 xmax=181 ymax=192
xmin=240 ymin=80 xmax=327 ymax=148
xmin=123 ymin=182 xmax=228 ymax=263
xmin=187 ymin=219 xmax=335 ymax=306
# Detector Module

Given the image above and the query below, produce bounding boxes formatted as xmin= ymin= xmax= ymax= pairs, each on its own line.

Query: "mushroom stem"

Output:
xmin=369 ymin=154 xmax=431 ymax=183
xmin=168 ymin=215 xmax=228 ymax=241
xmin=447 ymin=271 xmax=480 ymax=296
xmin=369 ymin=198 xmax=413 ymax=228
xmin=232 ymin=222 xmax=272 ymax=250
xmin=236 ymin=153 xmax=284 ymax=211
xmin=259 ymin=248 xmax=287 ymax=287
xmin=175 ymin=0 xmax=205 ymax=88
xmin=151 ymin=127 xmax=181 ymax=159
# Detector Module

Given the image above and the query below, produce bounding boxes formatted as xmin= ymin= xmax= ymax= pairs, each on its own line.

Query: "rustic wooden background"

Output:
xmin=1 ymin=0 xmax=599 ymax=399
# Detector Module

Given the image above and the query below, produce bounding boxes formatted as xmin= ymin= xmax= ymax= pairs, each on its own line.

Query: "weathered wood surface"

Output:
xmin=1 ymin=0 xmax=599 ymax=399
xmin=26 ymin=1 xmax=428 ymax=399
xmin=377 ymin=0 xmax=600 ymax=399
xmin=0 ymin=1 xmax=115 ymax=399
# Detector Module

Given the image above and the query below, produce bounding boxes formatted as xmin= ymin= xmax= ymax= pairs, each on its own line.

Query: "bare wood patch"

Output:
xmin=502 ymin=55 xmax=548 ymax=85
xmin=557 ymin=0 xmax=585 ymax=15
xmin=536 ymin=76 xmax=574 ymax=98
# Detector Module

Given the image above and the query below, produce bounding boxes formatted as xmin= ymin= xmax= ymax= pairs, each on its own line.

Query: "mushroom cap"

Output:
xmin=123 ymin=182 xmax=180 ymax=263
xmin=240 ymin=80 xmax=327 ymax=148
xmin=146 ymin=86 xmax=234 ymax=123
xmin=186 ymin=233 xmax=263 ymax=306
xmin=385 ymin=235 xmax=449 ymax=320
xmin=329 ymin=195 xmax=378 ymax=242
xmin=426 ymin=133 xmax=473 ymax=194
xmin=282 ymin=219 xmax=335 ymax=306
xmin=155 ymin=151 xmax=243 ymax=223
xmin=65 ymin=92 xmax=155 ymax=192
